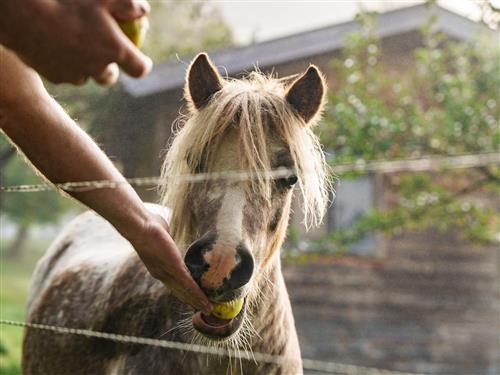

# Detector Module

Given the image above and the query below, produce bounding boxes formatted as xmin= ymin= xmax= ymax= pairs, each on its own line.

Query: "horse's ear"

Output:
xmin=285 ymin=65 xmax=326 ymax=126
xmin=185 ymin=53 xmax=223 ymax=111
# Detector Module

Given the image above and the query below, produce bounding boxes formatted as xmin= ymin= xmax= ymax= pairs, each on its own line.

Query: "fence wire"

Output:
xmin=0 ymin=152 xmax=498 ymax=193
xmin=0 ymin=319 xmax=424 ymax=375
xmin=1 ymin=152 xmax=497 ymax=374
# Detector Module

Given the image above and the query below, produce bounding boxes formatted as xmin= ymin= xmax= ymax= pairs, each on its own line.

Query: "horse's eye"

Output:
xmin=277 ymin=175 xmax=298 ymax=189
xmin=287 ymin=175 xmax=298 ymax=186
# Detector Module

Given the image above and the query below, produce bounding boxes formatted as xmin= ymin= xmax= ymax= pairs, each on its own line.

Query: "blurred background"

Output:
xmin=1 ymin=1 xmax=499 ymax=374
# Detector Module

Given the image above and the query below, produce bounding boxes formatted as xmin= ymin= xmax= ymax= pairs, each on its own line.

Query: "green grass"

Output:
xmin=0 ymin=238 xmax=51 ymax=375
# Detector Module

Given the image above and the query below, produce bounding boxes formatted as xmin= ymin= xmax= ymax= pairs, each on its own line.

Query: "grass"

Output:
xmin=0 ymin=237 xmax=51 ymax=375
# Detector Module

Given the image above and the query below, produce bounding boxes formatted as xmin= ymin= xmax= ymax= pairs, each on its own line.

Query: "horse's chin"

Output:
xmin=192 ymin=300 xmax=246 ymax=340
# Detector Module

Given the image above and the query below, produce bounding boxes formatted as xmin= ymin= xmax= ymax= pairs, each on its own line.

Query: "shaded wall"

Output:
xmin=284 ymin=230 xmax=500 ymax=374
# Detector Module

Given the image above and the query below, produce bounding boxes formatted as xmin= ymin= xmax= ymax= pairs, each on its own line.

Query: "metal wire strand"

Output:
xmin=0 ymin=152 xmax=498 ymax=193
xmin=0 ymin=168 xmax=297 ymax=193
xmin=0 ymin=319 xmax=423 ymax=375
xmin=1 ymin=152 xmax=497 ymax=373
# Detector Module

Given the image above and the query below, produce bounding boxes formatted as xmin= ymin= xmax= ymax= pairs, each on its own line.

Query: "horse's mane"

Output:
xmin=159 ymin=71 xmax=330 ymax=249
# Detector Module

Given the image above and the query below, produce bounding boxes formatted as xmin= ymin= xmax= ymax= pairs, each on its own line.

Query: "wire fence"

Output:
xmin=0 ymin=319 xmax=424 ymax=375
xmin=1 ymin=152 xmax=498 ymax=193
xmin=1 ymin=151 xmax=498 ymax=374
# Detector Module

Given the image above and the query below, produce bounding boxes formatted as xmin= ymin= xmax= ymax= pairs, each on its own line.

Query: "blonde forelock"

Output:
xmin=160 ymin=71 xmax=331 ymax=248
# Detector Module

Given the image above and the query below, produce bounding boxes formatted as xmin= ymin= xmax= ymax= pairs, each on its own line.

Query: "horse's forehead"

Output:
xmin=211 ymin=131 xmax=242 ymax=169
xmin=211 ymin=129 xmax=288 ymax=168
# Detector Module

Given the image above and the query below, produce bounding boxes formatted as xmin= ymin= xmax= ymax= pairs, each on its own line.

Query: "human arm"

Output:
xmin=0 ymin=48 xmax=212 ymax=314
xmin=0 ymin=0 xmax=152 ymax=85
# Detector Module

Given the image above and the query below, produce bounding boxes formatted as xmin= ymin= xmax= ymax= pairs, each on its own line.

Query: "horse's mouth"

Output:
xmin=192 ymin=299 xmax=246 ymax=340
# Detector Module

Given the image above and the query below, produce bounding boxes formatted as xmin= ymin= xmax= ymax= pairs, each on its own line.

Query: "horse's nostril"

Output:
xmin=185 ymin=244 xmax=206 ymax=267
xmin=185 ymin=255 xmax=209 ymax=281
xmin=184 ymin=232 xmax=217 ymax=282
xmin=226 ymin=244 xmax=254 ymax=291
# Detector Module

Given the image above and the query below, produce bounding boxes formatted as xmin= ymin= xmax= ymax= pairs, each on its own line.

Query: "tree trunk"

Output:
xmin=6 ymin=225 xmax=29 ymax=259
xmin=0 ymin=146 xmax=16 ymax=170
xmin=0 ymin=145 xmax=17 ymax=208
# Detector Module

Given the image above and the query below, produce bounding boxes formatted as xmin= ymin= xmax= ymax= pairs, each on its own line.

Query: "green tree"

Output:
xmin=0 ymin=139 xmax=78 ymax=258
xmin=142 ymin=1 xmax=232 ymax=63
xmin=319 ymin=9 xmax=499 ymax=251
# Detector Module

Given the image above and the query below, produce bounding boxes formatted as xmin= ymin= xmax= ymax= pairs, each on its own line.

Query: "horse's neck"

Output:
xmin=250 ymin=254 xmax=300 ymax=359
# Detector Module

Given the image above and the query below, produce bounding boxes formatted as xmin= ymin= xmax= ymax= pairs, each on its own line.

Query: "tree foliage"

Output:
xmin=318 ymin=9 xmax=499 ymax=251
xmin=0 ymin=137 xmax=78 ymax=256
xmin=1 ymin=161 xmax=73 ymax=227
xmin=142 ymin=1 xmax=232 ymax=63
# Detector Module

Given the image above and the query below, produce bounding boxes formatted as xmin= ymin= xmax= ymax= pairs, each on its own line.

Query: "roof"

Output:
xmin=121 ymin=4 xmax=487 ymax=98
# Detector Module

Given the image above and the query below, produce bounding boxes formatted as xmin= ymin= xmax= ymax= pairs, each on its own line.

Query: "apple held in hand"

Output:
xmin=118 ymin=17 xmax=149 ymax=48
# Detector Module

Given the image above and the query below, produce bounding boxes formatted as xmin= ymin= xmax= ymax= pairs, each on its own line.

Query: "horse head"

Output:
xmin=160 ymin=53 xmax=330 ymax=341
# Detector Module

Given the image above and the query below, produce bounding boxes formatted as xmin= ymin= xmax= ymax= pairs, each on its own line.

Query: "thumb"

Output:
xmin=93 ymin=63 xmax=120 ymax=86
xmin=107 ymin=0 xmax=150 ymax=22
xmin=175 ymin=266 xmax=213 ymax=315
xmin=116 ymin=35 xmax=152 ymax=78
xmin=105 ymin=12 xmax=152 ymax=78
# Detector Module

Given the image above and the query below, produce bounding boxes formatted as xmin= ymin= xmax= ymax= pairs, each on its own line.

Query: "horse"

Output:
xmin=22 ymin=53 xmax=330 ymax=375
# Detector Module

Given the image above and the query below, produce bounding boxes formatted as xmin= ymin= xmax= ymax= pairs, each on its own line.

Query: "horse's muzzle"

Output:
xmin=192 ymin=298 xmax=246 ymax=340
xmin=184 ymin=232 xmax=254 ymax=300
xmin=184 ymin=232 xmax=253 ymax=339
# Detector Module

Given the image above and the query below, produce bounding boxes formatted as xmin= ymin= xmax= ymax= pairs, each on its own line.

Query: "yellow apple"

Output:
xmin=118 ymin=17 xmax=149 ymax=48
xmin=211 ymin=299 xmax=244 ymax=320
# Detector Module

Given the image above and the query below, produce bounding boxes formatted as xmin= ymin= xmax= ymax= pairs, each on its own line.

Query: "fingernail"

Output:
xmin=142 ymin=56 xmax=153 ymax=76
xmin=139 ymin=1 xmax=150 ymax=15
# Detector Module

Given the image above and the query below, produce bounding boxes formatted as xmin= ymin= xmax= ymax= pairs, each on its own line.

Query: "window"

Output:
xmin=328 ymin=175 xmax=377 ymax=255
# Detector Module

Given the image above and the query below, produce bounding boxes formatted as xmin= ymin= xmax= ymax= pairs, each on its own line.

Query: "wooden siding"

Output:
xmin=284 ymin=230 xmax=499 ymax=374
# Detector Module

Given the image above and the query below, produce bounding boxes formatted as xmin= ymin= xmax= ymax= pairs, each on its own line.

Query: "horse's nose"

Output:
xmin=185 ymin=235 xmax=254 ymax=297
xmin=184 ymin=232 xmax=217 ymax=283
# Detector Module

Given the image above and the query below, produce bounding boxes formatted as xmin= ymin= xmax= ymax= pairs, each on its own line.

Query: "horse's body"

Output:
xmin=23 ymin=53 xmax=328 ymax=374
xmin=23 ymin=206 xmax=299 ymax=374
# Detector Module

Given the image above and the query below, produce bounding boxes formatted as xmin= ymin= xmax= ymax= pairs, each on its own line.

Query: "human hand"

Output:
xmin=0 ymin=0 xmax=152 ymax=85
xmin=128 ymin=213 xmax=213 ymax=315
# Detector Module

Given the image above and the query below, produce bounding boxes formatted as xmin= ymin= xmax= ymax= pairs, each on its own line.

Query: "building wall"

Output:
xmin=284 ymin=229 xmax=500 ymax=375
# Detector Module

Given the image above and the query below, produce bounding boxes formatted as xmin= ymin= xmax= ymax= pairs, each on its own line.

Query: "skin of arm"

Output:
xmin=0 ymin=48 xmax=212 ymax=314
xmin=0 ymin=0 xmax=152 ymax=85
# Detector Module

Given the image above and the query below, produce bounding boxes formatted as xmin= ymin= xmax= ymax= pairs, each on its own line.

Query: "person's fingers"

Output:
xmin=133 ymin=214 xmax=212 ymax=314
xmin=172 ymin=285 xmax=213 ymax=316
xmin=92 ymin=63 xmax=119 ymax=86
xmin=107 ymin=0 xmax=150 ymax=22
xmin=99 ymin=10 xmax=152 ymax=78
xmin=159 ymin=246 xmax=213 ymax=314
xmin=116 ymin=37 xmax=153 ymax=78
xmin=174 ymin=265 xmax=213 ymax=315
